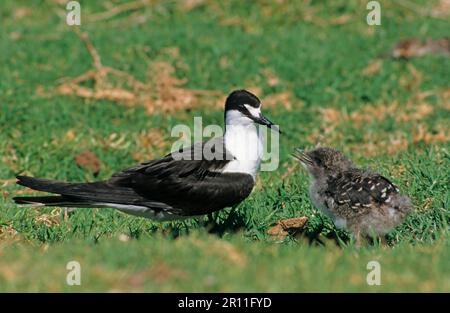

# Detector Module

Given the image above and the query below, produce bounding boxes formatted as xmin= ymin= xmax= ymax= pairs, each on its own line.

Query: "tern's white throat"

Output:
xmin=223 ymin=110 xmax=264 ymax=179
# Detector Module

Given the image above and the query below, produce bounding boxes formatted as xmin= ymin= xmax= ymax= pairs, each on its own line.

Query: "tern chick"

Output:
xmin=293 ymin=147 xmax=413 ymax=241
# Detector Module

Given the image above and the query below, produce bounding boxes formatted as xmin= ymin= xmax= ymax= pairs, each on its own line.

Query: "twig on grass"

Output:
xmin=86 ymin=0 xmax=153 ymax=23
xmin=281 ymin=162 xmax=299 ymax=180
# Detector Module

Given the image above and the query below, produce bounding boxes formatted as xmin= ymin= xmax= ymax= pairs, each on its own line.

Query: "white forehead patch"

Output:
xmin=244 ymin=104 xmax=261 ymax=117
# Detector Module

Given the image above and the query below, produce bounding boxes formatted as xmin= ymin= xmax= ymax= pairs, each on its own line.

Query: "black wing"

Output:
xmin=326 ymin=169 xmax=400 ymax=211
xmin=109 ymin=137 xmax=255 ymax=215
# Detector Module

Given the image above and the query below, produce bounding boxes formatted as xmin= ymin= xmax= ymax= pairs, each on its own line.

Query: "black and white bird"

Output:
xmin=13 ymin=90 xmax=280 ymax=220
xmin=293 ymin=147 xmax=412 ymax=239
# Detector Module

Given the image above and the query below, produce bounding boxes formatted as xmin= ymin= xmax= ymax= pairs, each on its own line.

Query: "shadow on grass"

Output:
xmin=136 ymin=208 xmax=249 ymax=239
xmin=204 ymin=207 xmax=249 ymax=237
xmin=290 ymin=226 xmax=351 ymax=248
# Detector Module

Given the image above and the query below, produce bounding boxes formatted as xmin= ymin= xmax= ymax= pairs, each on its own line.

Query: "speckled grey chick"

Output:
xmin=293 ymin=147 xmax=412 ymax=238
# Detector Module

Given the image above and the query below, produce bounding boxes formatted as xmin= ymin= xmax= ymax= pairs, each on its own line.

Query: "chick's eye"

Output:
xmin=314 ymin=157 xmax=323 ymax=167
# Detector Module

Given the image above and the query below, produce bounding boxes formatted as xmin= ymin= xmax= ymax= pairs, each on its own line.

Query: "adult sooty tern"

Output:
xmin=293 ymin=147 xmax=412 ymax=239
xmin=13 ymin=90 xmax=280 ymax=221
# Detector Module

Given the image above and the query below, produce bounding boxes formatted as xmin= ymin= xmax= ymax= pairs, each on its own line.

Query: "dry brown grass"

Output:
xmin=0 ymin=223 xmax=18 ymax=241
xmin=259 ymin=68 xmax=302 ymax=111
xmin=132 ymin=129 xmax=169 ymax=162
xmin=34 ymin=208 xmax=61 ymax=228
xmin=1 ymin=144 xmax=19 ymax=174
xmin=53 ymin=31 xmax=222 ymax=115
xmin=310 ymin=87 xmax=449 ymax=157
xmin=361 ymin=59 xmax=384 ymax=76
xmin=48 ymin=30 xmax=301 ymax=117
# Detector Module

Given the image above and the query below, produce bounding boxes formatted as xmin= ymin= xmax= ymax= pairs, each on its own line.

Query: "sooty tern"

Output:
xmin=293 ymin=147 xmax=412 ymax=239
xmin=14 ymin=90 xmax=280 ymax=220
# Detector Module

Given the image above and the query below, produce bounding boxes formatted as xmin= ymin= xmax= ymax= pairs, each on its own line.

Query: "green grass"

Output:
xmin=0 ymin=0 xmax=449 ymax=292
xmin=1 ymin=235 xmax=449 ymax=292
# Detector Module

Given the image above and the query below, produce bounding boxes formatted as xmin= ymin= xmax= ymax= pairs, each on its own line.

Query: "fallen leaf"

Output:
xmin=279 ymin=216 xmax=309 ymax=229
xmin=392 ymin=38 xmax=450 ymax=59
xmin=267 ymin=216 xmax=308 ymax=240
xmin=74 ymin=151 xmax=101 ymax=176
xmin=267 ymin=224 xmax=289 ymax=239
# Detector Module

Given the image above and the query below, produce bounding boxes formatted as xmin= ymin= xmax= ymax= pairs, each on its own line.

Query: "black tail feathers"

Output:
xmin=13 ymin=175 xmax=145 ymax=208
xmin=13 ymin=195 xmax=91 ymax=207
xmin=16 ymin=175 xmax=73 ymax=194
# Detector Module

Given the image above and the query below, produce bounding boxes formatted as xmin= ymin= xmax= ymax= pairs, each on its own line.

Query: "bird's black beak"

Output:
xmin=251 ymin=114 xmax=281 ymax=133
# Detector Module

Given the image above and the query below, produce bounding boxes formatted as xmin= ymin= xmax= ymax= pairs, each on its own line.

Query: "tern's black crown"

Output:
xmin=225 ymin=89 xmax=261 ymax=112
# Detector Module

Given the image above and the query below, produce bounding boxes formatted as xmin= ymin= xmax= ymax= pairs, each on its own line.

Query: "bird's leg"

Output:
xmin=229 ymin=204 xmax=238 ymax=217
xmin=64 ymin=208 xmax=76 ymax=220
xmin=334 ymin=230 xmax=348 ymax=248
xmin=354 ymin=229 xmax=363 ymax=248
xmin=206 ymin=212 xmax=215 ymax=225
xmin=222 ymin=205 xmax=239 ymax=226
xmin=379 ymin=235 xmax=388 ymax=247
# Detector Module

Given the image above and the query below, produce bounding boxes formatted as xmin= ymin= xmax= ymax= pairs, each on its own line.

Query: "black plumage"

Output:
xmin=13 ymin=89 xmax=278 ymax=220
xmin=14 ymin=138 xmax=254 ymax=219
